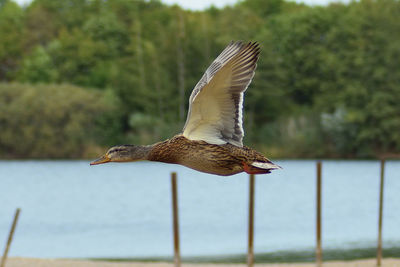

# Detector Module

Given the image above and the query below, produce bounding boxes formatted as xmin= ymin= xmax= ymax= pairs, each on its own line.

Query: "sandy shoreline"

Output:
xmin=4 ymin=257 xmax=400 ymax=267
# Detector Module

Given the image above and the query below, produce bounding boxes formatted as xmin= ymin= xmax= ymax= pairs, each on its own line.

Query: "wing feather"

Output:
xmin=182 ymin=41 xmax=260 ymax=147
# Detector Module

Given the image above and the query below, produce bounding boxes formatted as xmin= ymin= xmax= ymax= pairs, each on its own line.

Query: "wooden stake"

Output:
xmin=171 ymin=172 xmax=181 ymax=267
xmin=1 ymin=208 xmax=21 ymax=267
xmin=248 ymin=174 xmax=255 ymax=267
xmin=377 ymin=159 xmax=385 ymax=267
xmin=316 ymin=161 xmax=322 ymax=267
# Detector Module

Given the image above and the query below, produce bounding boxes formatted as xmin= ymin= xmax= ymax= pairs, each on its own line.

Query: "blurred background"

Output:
xmin=1 ymin=0 xmax=399 ymax=160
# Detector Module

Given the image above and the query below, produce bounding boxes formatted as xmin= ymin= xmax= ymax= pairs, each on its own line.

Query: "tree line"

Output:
xmin=0 ymin=0 xmax=399 ymax=159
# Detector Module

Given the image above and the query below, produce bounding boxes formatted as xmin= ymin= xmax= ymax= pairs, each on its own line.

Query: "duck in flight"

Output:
xmin=91 ymin=41 xmax=281 ymax=176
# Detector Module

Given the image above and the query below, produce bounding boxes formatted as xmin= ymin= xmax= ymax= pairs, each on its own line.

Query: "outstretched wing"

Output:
xmin=182 ymin=41 xmax=260 ymax=147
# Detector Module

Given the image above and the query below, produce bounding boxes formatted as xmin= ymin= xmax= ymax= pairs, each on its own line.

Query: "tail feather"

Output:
xmin=242 ymin=161 xmax=281 ymax=175
xmin=251 ymin=161 xmax=282 ymax=170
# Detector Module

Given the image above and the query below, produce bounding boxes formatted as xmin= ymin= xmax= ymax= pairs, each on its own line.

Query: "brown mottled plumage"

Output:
xmin=147 ymin=135 xmax=275 ymax=176
xmin=91 ymin=41 xmax=281 ymax=176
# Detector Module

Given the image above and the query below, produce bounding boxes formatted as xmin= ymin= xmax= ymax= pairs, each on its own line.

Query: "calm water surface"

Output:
xmin=0 ymin=160 xmax=399 ymax=258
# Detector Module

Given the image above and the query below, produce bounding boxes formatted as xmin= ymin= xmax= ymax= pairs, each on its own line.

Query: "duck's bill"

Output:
xmin=90 ymin=155 xmax=110 ymax=165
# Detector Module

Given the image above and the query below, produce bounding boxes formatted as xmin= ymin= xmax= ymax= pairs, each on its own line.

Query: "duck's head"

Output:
xmin=90 ymin=145 xmax=151 ymax=165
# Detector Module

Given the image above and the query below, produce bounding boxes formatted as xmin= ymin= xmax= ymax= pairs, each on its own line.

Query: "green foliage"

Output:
xmin=0 ymin=83 xmax=119 ymax=158
xmin=0 ymin=0 xmax=399 ymax=158
xmin=18 ymin=45 xmax=58 ymax=83
xmin=0 ymin=0 xmax=24 ymax=80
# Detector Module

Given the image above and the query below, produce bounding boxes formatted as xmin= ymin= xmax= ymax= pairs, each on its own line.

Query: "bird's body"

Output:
xmin=147 ymin=135 xmax=276 ymax=176
xmin=91 ymin=41 xmax=281 ymax=176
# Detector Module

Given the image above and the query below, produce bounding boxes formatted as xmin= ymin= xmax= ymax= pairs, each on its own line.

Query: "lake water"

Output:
xmin=0 ymin=160 xmax=399 ymax=259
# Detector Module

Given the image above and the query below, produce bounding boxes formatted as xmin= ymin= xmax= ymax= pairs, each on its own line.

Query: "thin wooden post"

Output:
xmin=377 ymin=159 xmax=385 ymax=267
xmin=171 ymin=172 xmax=181 ymax=267
xmin=248 ymin=174 xmax=255 ymax=267
xmin=1 ymin=208 xmax=21 ymax=267
xmin=316 ymin=161 xmax=322 ymax=267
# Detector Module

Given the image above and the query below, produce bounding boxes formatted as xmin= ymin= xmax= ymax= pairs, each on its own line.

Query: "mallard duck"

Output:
xmin=91 ymin=41 xmax=281 ymax=176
